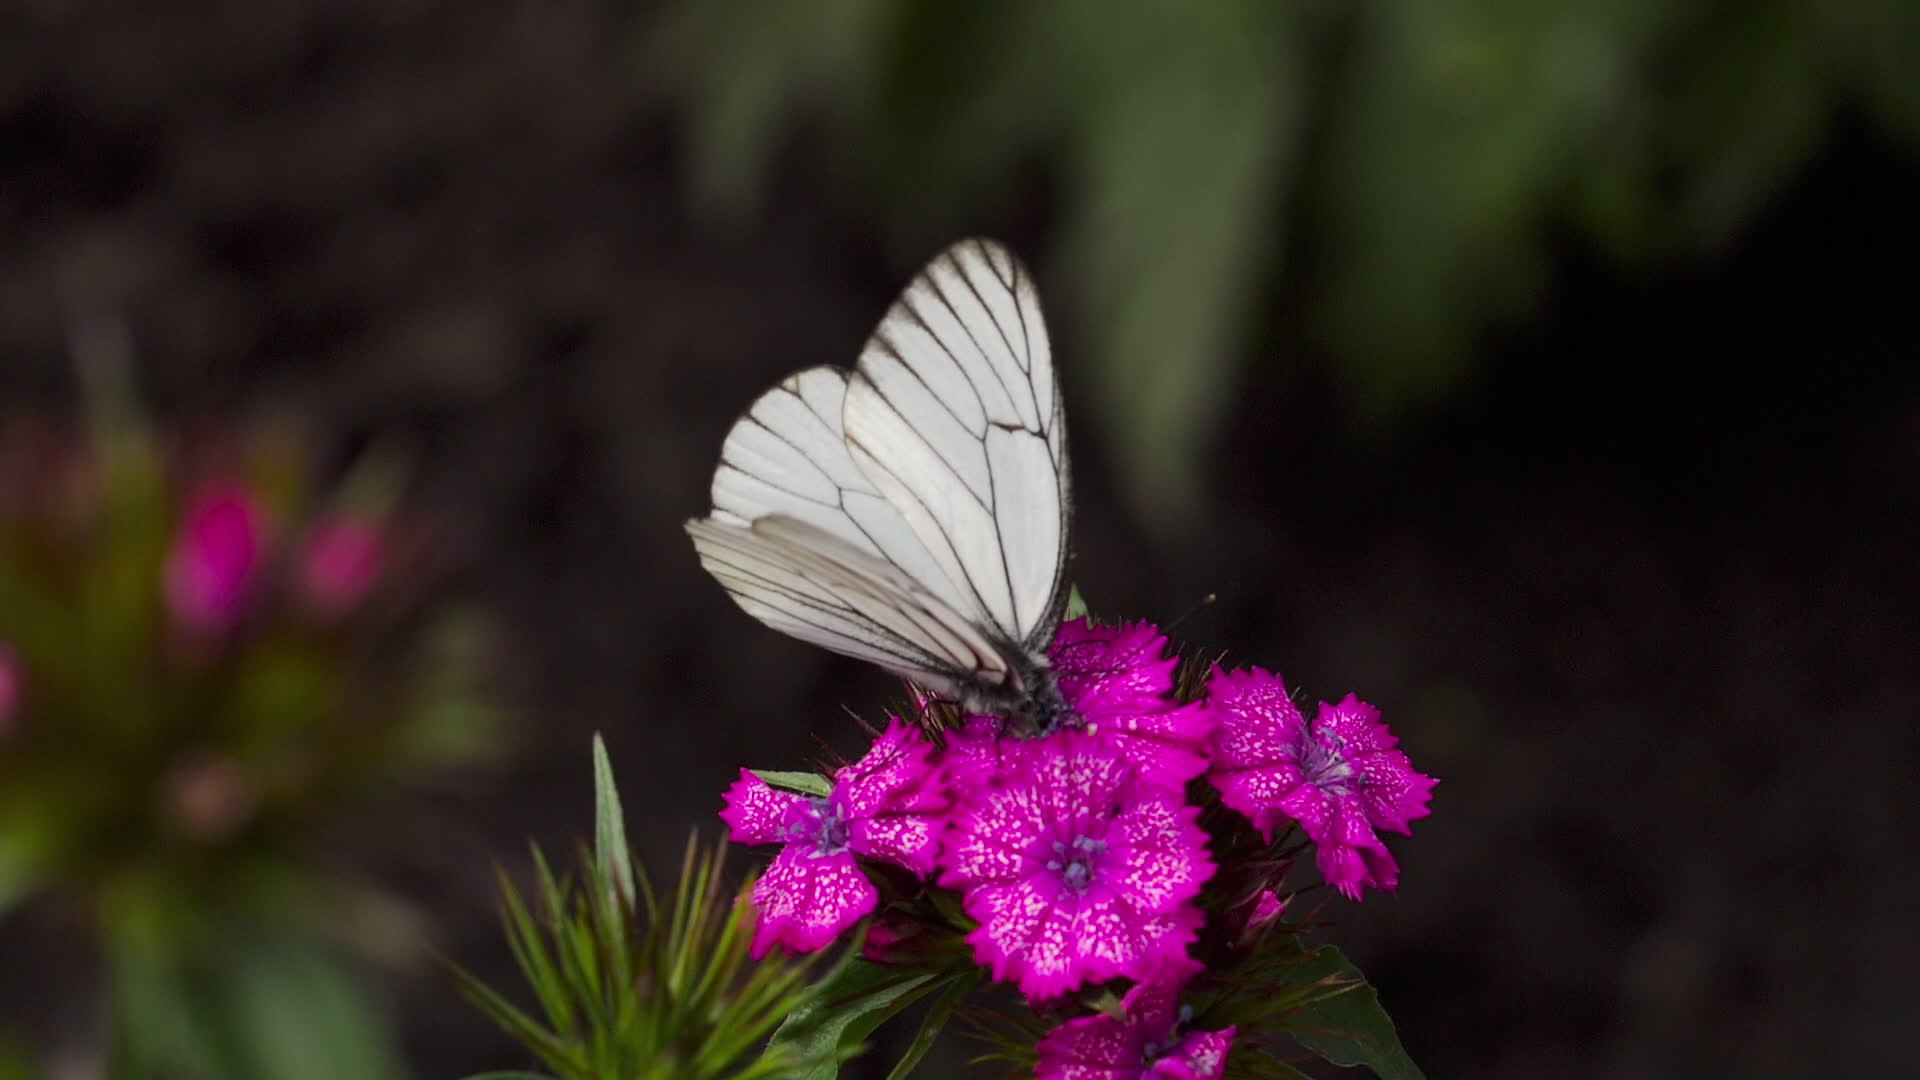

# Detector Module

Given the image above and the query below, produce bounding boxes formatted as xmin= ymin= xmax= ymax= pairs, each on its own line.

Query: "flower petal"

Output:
xmin=748 ymin=846 xmax=876 ymax=957
xmin=1157 ymin=1027 xmax=1236 ymax=1079
xmin=839 ymin=719 xmax=949 ymax=875
xmin=1053 ymin=620 xmax=1217 ymax=789
xmin=720 ymin=769 xmax=803 ymax=846
xmin=1035 ymin=1010 xmax=1144 ymax=1080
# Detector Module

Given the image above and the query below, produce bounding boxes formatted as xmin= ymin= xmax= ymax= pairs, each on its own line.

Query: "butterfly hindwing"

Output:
xmin=708 ymin=364 xmax=977 ymax=624
xmin=686 ymin=515 xmax=1013 ymax=699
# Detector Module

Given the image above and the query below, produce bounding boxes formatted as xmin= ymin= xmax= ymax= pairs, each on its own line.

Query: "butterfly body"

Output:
xmin=686 ymin=239 xmax=1072 ymax=731
xmin=945 ymin=620 xmax=1072 ymax=735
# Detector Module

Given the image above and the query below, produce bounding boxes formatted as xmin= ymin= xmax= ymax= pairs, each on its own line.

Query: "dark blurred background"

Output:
xmin=3 ymin=1 xmax=1917 ymax=1078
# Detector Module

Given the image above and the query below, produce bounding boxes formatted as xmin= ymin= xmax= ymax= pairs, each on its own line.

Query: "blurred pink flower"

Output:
xmin=299 ymin=515 xmax=386 ymax=617
xmin=164 ymin=484 xmax=268 ymax=632
xmin=162 ymin=752 xmax=259 ymax=843
xmin=0 ymin=642 xmax=22 ymax=734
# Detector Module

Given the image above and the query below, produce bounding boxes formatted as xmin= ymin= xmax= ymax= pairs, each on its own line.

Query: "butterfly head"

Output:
xmin=971 ymin=655 xmax=1078 ymax=739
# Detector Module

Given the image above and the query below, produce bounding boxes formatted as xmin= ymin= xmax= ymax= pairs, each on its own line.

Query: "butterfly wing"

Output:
xmin=686 ymin=514 xmax=1016 ymax=699
xmin=687 ymin=238 xmax=1070 ymax=703
xmin=842 ymin=238 xmax=1070 ymax=653
xmin=704 ymin=363 xmax=974 ymax=611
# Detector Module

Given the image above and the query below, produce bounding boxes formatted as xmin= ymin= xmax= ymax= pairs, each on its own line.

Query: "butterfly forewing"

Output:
xmin=708 ymin=365 xmax=967 ymax=612
xmin=843 ymin=239 xmax=1070 ymax=649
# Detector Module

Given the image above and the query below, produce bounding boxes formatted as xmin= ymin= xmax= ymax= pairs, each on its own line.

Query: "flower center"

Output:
xmin=1045 ymin=834 xmax=1107 ymax=893
xmin=788 ymin=795 xmax=849 ymax=857
xmin=1299 ymin=729 xmax=1356 ymax=796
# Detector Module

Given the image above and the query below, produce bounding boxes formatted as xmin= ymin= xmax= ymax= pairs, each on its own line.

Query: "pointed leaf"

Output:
xmin=765 ymin=960 xmax=941 ymax=1080
xmin=752 ymin=770 xmax=834 ymax=798
xmin=1286 ymin=946 xmax=1424 ymax=1080
xmin=1230 ymin=1052 xmax=1316 ymax=1080
xmin=884 ymin=972 xmax=976 ymax=1080
xmin=1064 ymin=585 xmax=1089 ymax=621
xmin=221 ymin=936 xmax=406 ymax=1080
xmin=592 ymin=734 xmax=636 ymax=907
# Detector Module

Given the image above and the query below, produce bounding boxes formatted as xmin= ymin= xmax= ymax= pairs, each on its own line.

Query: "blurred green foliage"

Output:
xmin=0 ymin=352 xmax=505 ymax=1077
xmin=657 ymin=0 xmax=1920 ymax=518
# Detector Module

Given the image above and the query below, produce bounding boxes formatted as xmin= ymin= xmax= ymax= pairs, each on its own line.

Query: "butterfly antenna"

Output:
xmin=1165 ymin=591 xmax=1218 ymax=634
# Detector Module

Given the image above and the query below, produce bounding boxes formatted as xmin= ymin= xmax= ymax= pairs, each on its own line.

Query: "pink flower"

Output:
xmin=298 ymin=515 xmax=385 ymax=617
xmin=1034 ymin=957 xmax=1235 ymax=1080
xmin=1047 ymin=619 xmax=1216 ymax=789
xmin=942 ymin=714 xmax=1020 ymax=791
xmin=940 ymin=733 xmax=1212 ymax=1000
xmin=0 ymin=642 xmax=21 ymax=734
xmin=164 ymin=484 xmax=268 ymax=632
xmin=720 ymin=719 xmax=946 ymax=957
xmin=1207 ymin=667 xmax=1436 ymax=900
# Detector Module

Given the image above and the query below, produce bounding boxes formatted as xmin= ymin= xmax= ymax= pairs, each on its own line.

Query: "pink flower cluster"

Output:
xmin=720 ymin=617 xmax=1437 ymax=1077
xmin=162 ymin=482 xmax=393 ymax=634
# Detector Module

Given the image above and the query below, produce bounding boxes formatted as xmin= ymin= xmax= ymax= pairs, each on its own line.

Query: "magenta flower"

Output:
xmin=1046 ymin=619 xmax=1216 ymax=789
xmin=164 ymin=484 xmax=268 ymax=632
xmin=1206 ymin=667 xmax=1435 ymax=900
xmin=940 ymin=733 xmax=1212 ymax=999
xmin=941 ymin=714 xmax=1019 ymax=792
xmin=298 ymin=515 xmax=386 ymax=617
xmin=1034 ymin=957 xmax=1235 ymax=1080
xmin=720 ymin=719 xmax=946 ymax=957
xmin=0 ymin=642 xmax=21 ymax=735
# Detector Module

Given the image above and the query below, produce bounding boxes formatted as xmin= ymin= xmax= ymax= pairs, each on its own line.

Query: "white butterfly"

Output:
xmin=685 ymin=238 xmax=1073 ymax=730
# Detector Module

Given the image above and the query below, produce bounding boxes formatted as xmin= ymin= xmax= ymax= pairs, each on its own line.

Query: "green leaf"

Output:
xmin=1063 ymin=585 xmax=1089 ymax=621
xmin=109 ymin=920 xmax=407 ymax=1080
xmin=751 ymin=770 xmax=834 ymax=798
xmin=592 ymin=733 xmax=636 ymax=907
xmin=883 ymin=971 xmax=976 ymax=1080
xmin=459 ymin=1074 xmax=556 ymax=1080
xmin=0 ymin=1037 xmax=34 ymax=1080
xmin=222 ymin=936 xmax=406 ymax=1080
xmin=1228 ymin=1053 xmax=1316 ymax=1080
xmin=450 ymin=961 xmax=578 ymax=1071
xmin=765 ymin=960 xmax=942 ymax=1080
xmin=1286 ymin=946 xmax=1424 ymax=1080
xmin=0 ymin=825 xmax=50 ymax=921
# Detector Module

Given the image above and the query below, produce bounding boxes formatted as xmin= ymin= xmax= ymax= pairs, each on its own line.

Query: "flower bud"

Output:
xmin=164 ymin=484 xmax=268 ymax=632
xmin=298 ymin=515 xmax=385 ymax=618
